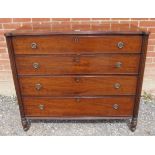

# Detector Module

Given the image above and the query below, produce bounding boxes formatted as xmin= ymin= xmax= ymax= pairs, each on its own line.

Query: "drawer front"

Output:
xmin=19 ymin=76 xmax=137 ymax=96
xmin=16 ymin=54 xmax=140 ymax=75
xmin=23 ymin=97 xmax=134 ymax=117
xmin=13 ymin=35 xmax=142 ymax=54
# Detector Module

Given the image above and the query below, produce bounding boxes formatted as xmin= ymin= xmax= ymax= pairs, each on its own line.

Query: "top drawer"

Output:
xmin=12 ymin=35 xmax=142 ymax=54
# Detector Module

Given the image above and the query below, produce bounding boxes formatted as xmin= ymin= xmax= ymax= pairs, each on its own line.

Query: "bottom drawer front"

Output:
xmin=23 ymin=97 xmax=134 ymax=117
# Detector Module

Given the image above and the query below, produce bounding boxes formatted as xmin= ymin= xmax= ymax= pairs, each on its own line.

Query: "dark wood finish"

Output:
xmin=5 ymin=26 xmax=149 ymax=132
xmin=16 ymin=54 xmax=140 ymax=75
xmin=130 ymin=33 xmax=149 ymax=132
xmin=4 ymin=24 xmax=149 ymax=36
xmin=19 ymin=76 xmax=137 ymax=96
xmin=5 ymin=37 xmax=30 ymax=131
xmin=26 ymin=116 xmax=131 ymax=120
xmin=23 ymin=97 xmax=134 ymax=117
xmin=13 ymin=35 xmax=142 ymax=54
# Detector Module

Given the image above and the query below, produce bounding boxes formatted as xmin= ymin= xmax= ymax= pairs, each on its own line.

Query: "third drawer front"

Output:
xmin=19 ymin=76 xmax=137 ymax=96
xmin=23 ymin=96 xmax=134 ymax=117
xmin=16 ymin=54 xmax=140 ymax=75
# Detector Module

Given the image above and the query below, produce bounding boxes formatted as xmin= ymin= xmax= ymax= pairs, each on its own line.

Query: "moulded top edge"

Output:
xmin=5 ymin=30 xmax=149 ymax=37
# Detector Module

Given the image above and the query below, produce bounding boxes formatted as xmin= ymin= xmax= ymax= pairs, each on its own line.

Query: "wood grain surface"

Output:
xmin=16 ymin=54 xmax=140 ymax=75
xmin=13 ymin=35 xmax=142 ymax=54
xmin=23 ymin=96 xmax=134 ymax=117
xmin=19 ymin=76 xmax=137 ymax=96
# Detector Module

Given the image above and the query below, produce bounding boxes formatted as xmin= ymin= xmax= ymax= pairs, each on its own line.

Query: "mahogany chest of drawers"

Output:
xmin=5 ymin=27 xmax=149 ymax=132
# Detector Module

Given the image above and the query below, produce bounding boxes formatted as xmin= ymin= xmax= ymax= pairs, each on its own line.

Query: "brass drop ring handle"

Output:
xmin=114 ymin=83 xmax=121 ymax=89
xmin=76 ymin=98 xmax=80 ymax=102
xmin=31 ymin=42 xmax=37 ymax=49
xmin=115 ymin=62 xmax=122 ymax=68
xmin=74 ymin=37 xmax=79 ymax=43
xmin=113 ymin=104 xmax=119 ymax=110
xmin=117 ymin=42 xmax=124 ymax=48
xmin=73 ymin=54 xmax=80 ymax=63
xmin=75 ymin=77 xmax=80 ymax=83
xmin=38 ymin=104 xmax=44 ymax=110
xmin=74 ymin=57 xmax=80 ymax=63
xmin=33 ymin=62 xmax=40 ymax=69
xmin=35 ymin=83 xmax=42 ymax=90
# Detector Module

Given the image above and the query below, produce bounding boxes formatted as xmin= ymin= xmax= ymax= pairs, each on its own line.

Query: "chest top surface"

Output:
xmin=5 ymin=24 xmax=149 ymax=36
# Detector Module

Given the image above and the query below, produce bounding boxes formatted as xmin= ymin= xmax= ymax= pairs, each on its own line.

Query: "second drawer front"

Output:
xmin=23 ymin=96 xmax=134 ymax=117
xmin=19 ymin=76 xmax=137 ymax=96
xmin=16 ymin=54 xmax=140 ymax=75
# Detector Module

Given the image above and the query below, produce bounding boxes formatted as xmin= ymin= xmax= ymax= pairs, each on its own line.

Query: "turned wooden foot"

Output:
xmin=21 ymin=118 xmax=31 ymax=131
xmin=129 ymin=117 xmax=137 ymax=132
